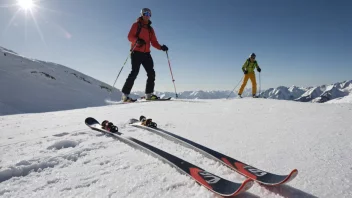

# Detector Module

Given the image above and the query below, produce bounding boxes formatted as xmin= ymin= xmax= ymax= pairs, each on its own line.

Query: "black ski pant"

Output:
xmin=122 ymin=51 xmax=155 ymax=95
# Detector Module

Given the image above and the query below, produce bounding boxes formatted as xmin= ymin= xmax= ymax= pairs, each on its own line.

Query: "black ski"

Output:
xmin=142 ymin=97 xmax=172 ymax=101
xmin=85 ymin=117 xmax=253 ymax=197
xmin=129 ymin=118 xmax=298 ymax=186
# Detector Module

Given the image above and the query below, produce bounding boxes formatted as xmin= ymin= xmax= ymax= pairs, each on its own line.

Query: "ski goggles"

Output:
xmin=143 ymin=11 xmax=151 ymax=17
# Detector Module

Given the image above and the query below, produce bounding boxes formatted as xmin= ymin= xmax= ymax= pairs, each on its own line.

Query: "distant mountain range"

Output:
xmin=131 ymin=80 xmax=352 ymax=103
xmin=259 ymin=80 xmax=352 ymax=103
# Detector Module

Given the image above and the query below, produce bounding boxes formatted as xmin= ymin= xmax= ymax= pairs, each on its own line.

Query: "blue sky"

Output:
xmin=1 ymin=0 xmax=351 ymax=92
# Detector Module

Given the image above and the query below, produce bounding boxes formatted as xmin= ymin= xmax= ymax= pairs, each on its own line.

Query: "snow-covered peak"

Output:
xmin=0 ymin=46 xmax=121 ymax=115
xmin=0 ymin=46 xmax=18 ymax=55
xmin=341 ymin=80 xmax=352 ymax=90
xmin=312 ymin=84 xmax=349 ymax=103
xmin=259 ymin=85 xmax=306 ymax=100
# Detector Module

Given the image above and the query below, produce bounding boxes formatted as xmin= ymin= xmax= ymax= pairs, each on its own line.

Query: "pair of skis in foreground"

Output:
xmin=85 ymin=116 xmax=298 ymax=196
xmin=85 ymin=117 xmax=252 ymax=196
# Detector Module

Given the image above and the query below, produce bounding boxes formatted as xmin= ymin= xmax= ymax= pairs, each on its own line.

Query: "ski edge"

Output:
xmin=85 ymin=117 xmax=253 ymax=197
xmin=129 ymin=120 xmax=298 ymax=186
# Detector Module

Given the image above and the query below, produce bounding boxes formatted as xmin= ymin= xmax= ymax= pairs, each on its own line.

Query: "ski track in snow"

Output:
xmin=1 ymin=99 xmax=352 ymax=197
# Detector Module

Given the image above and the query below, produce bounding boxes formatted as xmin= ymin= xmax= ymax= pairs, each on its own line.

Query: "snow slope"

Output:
xmin=326 ymin=94 xmax=352 ymax=104
xmin=0 ymin=47 xmax=121 ymax=116
xmin=311 ymin=84 xmax=349 ymax=103
xmin=1 ymin=99 xmax=352 ymax=197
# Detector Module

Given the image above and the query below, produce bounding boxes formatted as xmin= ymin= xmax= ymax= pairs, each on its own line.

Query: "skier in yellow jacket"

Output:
xmin=238 ymin=53 xmax=262 ymax=98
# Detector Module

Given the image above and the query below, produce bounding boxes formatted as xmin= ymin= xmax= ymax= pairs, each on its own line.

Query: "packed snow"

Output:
xmin=1 ymin=98 xmax=352 ymax=197
xmin=0 ymin=47 xmax=121 ymax=116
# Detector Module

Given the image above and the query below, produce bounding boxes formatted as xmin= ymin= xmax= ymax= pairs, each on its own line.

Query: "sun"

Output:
xmin=17 ymin=0 xmax=35 ymax=11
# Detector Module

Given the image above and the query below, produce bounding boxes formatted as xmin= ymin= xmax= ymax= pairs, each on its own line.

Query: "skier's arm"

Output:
xmin=242 ymin=60 xmax=248 ymax=72
xmin=128 ymin=23 xmax=138 ymax=43
xmin=256 ymin=61 xmax=262 ymax=72
xmin=150 ymin=28 xmax=162 ymax=50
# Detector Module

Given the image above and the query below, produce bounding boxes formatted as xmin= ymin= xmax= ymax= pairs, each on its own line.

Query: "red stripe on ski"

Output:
xmin=189 ymin=168 xmax=212 ymax=189
xmin=234 ymin=162 xmax=258 ymax=179
xmin=222 ymin=158 xmax=258 ymax=179
xmin=221 ymin=157 xmax=234 ymax=167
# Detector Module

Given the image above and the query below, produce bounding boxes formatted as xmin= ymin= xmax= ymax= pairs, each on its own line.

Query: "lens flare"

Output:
xmin=17 ymin=0 xmax=34 ymax=11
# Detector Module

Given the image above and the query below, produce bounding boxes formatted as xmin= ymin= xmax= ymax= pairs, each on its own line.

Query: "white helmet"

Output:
xmin=141 ymin=8 xmax=152 ymax=17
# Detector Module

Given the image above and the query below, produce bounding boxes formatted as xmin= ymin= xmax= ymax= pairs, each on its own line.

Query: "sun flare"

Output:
xmin=17 ymin=0 xmax=34 ymax=11
xmin=2 ymin=0 xmax=72 ymax=45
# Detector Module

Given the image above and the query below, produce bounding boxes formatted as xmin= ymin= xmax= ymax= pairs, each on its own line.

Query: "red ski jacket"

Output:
xmin=128 ymin=17 xmax=162 ymax=53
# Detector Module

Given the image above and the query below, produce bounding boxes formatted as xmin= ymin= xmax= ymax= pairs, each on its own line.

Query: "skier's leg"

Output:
xmin=122 ymin=52 xmax=142 ymax=95
xmin=238 ymin=74 xmax=250 ymax=95
xmin=141 ymin=53 xmax=155 ymax=95
xmin=249 ymin=73 xmax=257 ymax=95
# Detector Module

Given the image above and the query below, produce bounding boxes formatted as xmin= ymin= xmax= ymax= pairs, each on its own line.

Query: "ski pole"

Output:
xmin=226 ymin=76 xmax=244 ymax=99
xmin=110 ymin=43 xmax=138 ymax=92
xmin=258 ymin=72 xmax=261 ymax=98
xmin=166 ymin=51 xmax=178 ymax=99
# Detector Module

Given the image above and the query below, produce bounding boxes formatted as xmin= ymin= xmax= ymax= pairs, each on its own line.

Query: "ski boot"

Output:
xmin=123 ymin=97 xmax=137 ymax=103
xmin=101 ymin=120 xmax=118 ymax=133
xmin=122 ymin=94 xmax=137 ymax=103
xmin=139 ymin=115 xmax=157 ymax=128
xmin=145 ymin=93 xmax=160 ymax=100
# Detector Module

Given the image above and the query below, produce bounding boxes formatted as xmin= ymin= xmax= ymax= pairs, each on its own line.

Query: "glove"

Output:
xmin=160 ymin=45 xmax=168 ymax=51
xmin=257 ymin=67 xmax=261 ymax=72
xmin=136 ymin=38 xmax=146 ymax=46
xmin=243 ymin=70 xmax=248 ymax=74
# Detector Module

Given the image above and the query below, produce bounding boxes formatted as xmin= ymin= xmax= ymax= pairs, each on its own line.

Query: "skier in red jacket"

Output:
xmin=121 ymin=8 xmax=168 ymax=102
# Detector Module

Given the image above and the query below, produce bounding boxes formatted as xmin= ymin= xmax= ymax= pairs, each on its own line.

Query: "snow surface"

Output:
xmin=1 ymin=99 xmax=352 ymax=197
xmin=0 ymin=47 xmax=121 ymax=115
xmin=326 ymin=94 xmax=352 ymax=104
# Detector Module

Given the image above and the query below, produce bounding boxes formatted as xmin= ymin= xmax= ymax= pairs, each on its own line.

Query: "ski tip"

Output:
xmin=85 ymin=117 xmax=97 ymax=124
xmin=189 ymin=167 xmax=254 ymax=197
xmin=274 ymin=169 xmax=298 ymax=185
xmin=129 ymin=118 xmax=139 ymax=124
xmin=85 ymin=117 xmax=102 ymax=129
xmin=282 ymin=169 xmax=298 ymax=184
xmin=260 ymin=169 xmax=299 ymax=186
xmin=231 ymin=178 xmax=254 ymax=196
xmin=214 ymin=178 xmax=254 ymax=197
